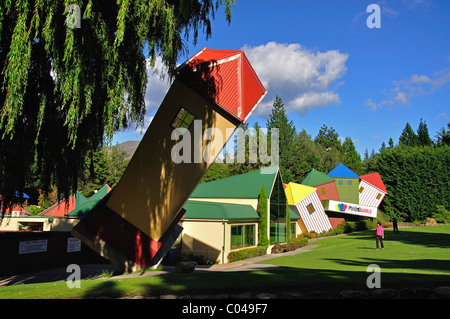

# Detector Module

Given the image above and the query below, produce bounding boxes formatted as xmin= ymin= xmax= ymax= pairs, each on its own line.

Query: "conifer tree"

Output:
xmin=266 ymin=95 xmax=296 ymax=182
xmin=417 ymin=118 xmax=433 ymax=146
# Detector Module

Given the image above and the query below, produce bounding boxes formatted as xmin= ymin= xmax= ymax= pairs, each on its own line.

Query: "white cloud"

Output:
xmin=410 ymin=74 xmax=431 ymax=83
xmin=394 ymin=91 xmax=408 ymax=105
xmin=365 ymin=67 xmax=450 ymax=110
xmin=290 ymin=91 xmax=341 ymax=115
xmin=130 ymin=57 xmax=171 ymax=134
xmin=242 ymin=42 xmax=348 ymax=117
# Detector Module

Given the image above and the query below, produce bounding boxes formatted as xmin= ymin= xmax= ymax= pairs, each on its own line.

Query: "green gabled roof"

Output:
xmin=75 ymin=191 xmax=88 ymax=207
xmin=301 ymin=169 xmax=335 ymax=187
xmin=289 ymin=206 xmax=300 ymax=220
xmin=183 ymin=200 xmax=259 ymax=220
xmin=190 ymin=166 xmax=279 ymax=199
xmin=67 ymin=185 xmax=110 ymax=217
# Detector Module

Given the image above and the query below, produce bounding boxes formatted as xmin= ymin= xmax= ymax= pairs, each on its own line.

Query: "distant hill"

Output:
xmin=115 ymin=140 xmax=139 ymax=160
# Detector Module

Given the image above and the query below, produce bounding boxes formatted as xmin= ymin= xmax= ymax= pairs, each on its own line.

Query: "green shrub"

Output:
xmin=317 ymin=225 xmax=345 ymax=237
xmin=227 ymin=246 xmax=267 ymax=263
xmin=432 ymin=205 xmax=450 ymax=223
xmin=343 ymin=221 xmax=357 ymax=233
xmin=357 ymin=219 xmax=375 ymax=231
xmin=270 ymin=237 xmax=308 ymax=254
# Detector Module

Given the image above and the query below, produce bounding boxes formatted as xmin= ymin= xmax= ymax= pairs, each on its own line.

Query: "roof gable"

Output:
xmin=67 ymin=185 xmax=111 ymax=217
xmin=285 ymin=182 xmax=317 ymax=205
xmin=360 ymin=172 xmax=388 ymax=194
xmin=177 ymin=48 xmax=267 ymax=123
xmin=327 ymin=163 xmax=359 ymax=178
xmin=190 ymin=166 xmax=279 ymax=199
xmin=302 ymin=168 xmax=335 ymax=186
xmin=183 ymin=200 xmax=259 ymax=220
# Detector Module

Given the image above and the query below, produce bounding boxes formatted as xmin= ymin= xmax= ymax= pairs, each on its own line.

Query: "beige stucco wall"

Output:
xmin=181 ymin=219 xmax=259 ymax=264
xmin=0 ymin=216 xmax=80 ymax=232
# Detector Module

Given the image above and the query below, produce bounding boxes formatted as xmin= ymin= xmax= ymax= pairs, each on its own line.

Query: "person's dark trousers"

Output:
xmin=376 ymin=235 xmax=384 ymax=249
xmin=393 ymin=225 xmax=399 ymax=233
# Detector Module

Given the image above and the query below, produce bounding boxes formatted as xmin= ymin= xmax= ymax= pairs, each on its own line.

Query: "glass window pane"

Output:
xmin=231 ymin=226 xmax=243 ymax=249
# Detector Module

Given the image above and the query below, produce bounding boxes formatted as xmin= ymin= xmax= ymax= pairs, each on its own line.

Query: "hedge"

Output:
xmin=227 ymin=246 xmax=268 ymax=263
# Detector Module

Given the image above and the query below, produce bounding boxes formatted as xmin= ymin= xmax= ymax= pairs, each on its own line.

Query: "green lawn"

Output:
xmin=259 ymin=224 xmax=450 ymax=287
xmin=1 ymin=225 xmax=449 ymax=299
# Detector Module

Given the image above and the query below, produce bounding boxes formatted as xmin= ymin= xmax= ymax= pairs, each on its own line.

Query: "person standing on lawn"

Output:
xmin=392 ymin=216 xmax=399 ymax=234
xmin=376 ymin=222 xmax=384 ymax=250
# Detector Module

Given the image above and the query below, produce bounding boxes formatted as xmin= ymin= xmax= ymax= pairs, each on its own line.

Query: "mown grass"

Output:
xmin=1 ymin=225 xmax=449 ymax=299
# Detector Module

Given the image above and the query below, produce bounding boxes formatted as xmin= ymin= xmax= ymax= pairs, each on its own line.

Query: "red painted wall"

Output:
xmin=314 ymin=181 xmax=340 ymax=202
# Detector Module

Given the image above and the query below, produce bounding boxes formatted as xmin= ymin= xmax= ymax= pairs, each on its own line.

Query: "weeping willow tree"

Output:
xmin=0 ymin=0 xmax=234 ymax=211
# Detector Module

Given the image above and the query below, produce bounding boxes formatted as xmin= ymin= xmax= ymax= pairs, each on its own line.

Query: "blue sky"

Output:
xmin=113 ymin=0 xmax=450 ymax=156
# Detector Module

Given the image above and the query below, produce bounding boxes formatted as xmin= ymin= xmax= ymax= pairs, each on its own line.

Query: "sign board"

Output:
xmin=18 ymin=239 xmax=48 ymax=254
xmin=323 ymin=200 xmax=377 ymax=218
xmin=67 ymin=237 xmax=81 ymax=252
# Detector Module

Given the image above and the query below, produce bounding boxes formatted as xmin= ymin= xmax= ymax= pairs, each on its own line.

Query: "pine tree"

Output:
xmin=417 ymin=118 xmax=433 ymax=146
xmin=266 ymin=95 xmax=296 ymax=182
xmin=342 ymin=137 xmax=363 ymax=174
xmin=399 ymin=122 xmax=419 ymax=147
xmin=314 ymin=124 xmax=342 ymax=151
xmin=388 ymin=137 xmax=394 ymax=148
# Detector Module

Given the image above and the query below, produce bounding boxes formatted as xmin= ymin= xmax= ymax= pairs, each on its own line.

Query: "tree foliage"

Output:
xmin=366 ymin=145 xmax=450 ymax=222
xmin=266 ymin=95 xmax=296 ymax=182
xmin=0 ymin=0 xmax=234 ymax=210
xmin=258 ymin=185 xmax=269 ymax=247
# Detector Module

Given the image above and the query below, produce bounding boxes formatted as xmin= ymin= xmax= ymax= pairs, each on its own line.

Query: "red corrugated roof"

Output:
xmin=40 ymin=194 xmax=77 ymax=217
xmin=177 ymin=48 xmax=267 ymax=123
xmin=360 ymin=172 xmax=388 ymax=194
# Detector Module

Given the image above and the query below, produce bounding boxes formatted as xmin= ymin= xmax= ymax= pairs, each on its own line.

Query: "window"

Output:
xmin=171 ymin=107 xmax=195 ymax=129
xmin=359 ymin=186 xmax=364 ymax=193
xmin=376 ymin=193 xmax=382 ymax=200
xmin=231 ymin=226 xmax=243 ymax=249
xmin=231 ymin=225 xmax=255 ymax=249
xmin=321 ymin=187 xmax=326 ymax=195
xmin=338 ymin=180 xmax=343 ymax=185
xmin=306 ymin=203 xmax=315 ymax=214
xmin=244 ymin=225 xmax=255 ymax=247
xmin=269 ymin=173 xmax=288 ymax=244
xmin=347 ymin=180 xmax=352 ymax=185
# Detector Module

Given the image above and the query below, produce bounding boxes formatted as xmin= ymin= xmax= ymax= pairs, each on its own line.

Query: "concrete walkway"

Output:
xmin=0 ymin=243 xmax=320 ymax=286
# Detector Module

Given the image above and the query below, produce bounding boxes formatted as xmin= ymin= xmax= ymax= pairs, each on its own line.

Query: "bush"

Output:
xmin=343 ymin=221 xmax=357 ymax=233
xmin=299 ymin=231 xmax=317 ymax=239
xmin=317 ymin=225 xmax=345 ymax=237
xmin=432 ymin=205 xmax=450 ymax=223
xmin=357 ymin=219 xmax=375 ymax=231
xmin=270 ymin=237 xmax=308 ymax=254
xmin=227 ymin=246 xmax=267 ymax=263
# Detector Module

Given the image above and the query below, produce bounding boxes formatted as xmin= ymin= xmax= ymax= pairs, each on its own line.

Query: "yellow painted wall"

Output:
xmin=106 ymin=79 xmax=241 ymax=242
xmin=181 ymin=220 xmax=259 ymax=264
xmin=0 ymin=217 xmax=79 ymax=232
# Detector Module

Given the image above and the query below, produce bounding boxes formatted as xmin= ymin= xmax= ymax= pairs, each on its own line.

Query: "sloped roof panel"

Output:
xmin=327 ymin=163 xmax=359 ymax=178
xmin=285 ymin=182 xmax=317 ymax=205
xmin=177 ymin=48 xmax=267 ymax=123
xmin=190 ymin=166 xmax=279 ymax=199
xmin=360 ymin=172 xmax=388 ymax=194
xmin=302 ymin=168 xmax=335 ymax=186
xmin=183 ymin=200 xmax=259 ymax=220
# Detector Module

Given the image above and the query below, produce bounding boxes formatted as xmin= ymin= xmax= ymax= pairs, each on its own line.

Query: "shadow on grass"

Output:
xmin=338 ymin=226 xmax=450 ymax=248
xmin=82 ymin=280 xmax=125 ymax=298
xmin=80 ymin=267 xmax=450 ymax=298
xmin=80 ymin=226 xmax=450 ymax=298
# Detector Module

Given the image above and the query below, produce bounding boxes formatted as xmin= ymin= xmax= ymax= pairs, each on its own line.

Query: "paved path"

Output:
xmin=0 ymin=244 xmax=319 ymax=286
